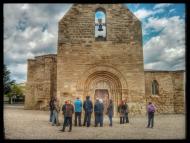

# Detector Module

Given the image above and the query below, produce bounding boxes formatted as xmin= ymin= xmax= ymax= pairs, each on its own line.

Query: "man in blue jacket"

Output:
xmin=74 ymin=97 xmax=82 ymax=126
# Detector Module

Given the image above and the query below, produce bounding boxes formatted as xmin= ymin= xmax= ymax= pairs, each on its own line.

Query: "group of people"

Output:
xmin=49 ymin=96 xmax=156 ymax=132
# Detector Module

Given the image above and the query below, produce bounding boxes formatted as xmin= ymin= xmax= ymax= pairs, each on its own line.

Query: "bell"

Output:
xmin=98 ymin=18 xmax=103 ymax=31
xmin=98 ymin=24 xmax=103 ymax=31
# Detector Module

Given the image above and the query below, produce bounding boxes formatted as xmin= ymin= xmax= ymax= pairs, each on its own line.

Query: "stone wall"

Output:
xmin=172 ymin=71 xmax=185 ymax=113
xmin=145 ymin=70 xmax=185 ymax=114
xmin=57 ymin=4 xmax=146 ymax=115
xmin=25 ymin=54 xmax=57 ymax=110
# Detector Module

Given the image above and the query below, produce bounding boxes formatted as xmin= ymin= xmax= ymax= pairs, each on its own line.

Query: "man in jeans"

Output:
xmin=52 ymin=97 xmax=60 ymax=126
xmin=147 ymin=102 xmax=156 ymax=128
xmin=74 ymin=97 xmax=82 ymax=126
xmin=60 ymin=100 xmax=74 ymax=132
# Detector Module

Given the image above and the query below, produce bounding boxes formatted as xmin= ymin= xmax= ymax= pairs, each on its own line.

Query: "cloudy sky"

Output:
xmin=4 ymin=4 xmax=185 ymax=83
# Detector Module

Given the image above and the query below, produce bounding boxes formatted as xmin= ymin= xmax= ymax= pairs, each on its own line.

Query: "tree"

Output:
xmin=11 ymin=84 xmax=23 ymax=96
xmin=3 ymin=64 xmax=15 ymax=95
xmin=7 ymin=84 xmax=24 ymax=104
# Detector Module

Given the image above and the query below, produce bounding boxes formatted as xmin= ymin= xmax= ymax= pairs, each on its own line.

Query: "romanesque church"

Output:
xmin=25 ymin=4 xmax=184 ymax=115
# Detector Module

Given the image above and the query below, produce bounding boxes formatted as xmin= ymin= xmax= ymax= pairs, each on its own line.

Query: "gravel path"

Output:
xmin=4 ymin=105 xmax=185 ymax=139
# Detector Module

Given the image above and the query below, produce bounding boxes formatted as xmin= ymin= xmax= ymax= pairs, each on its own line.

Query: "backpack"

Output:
xmin=148 ymin=105 xmax=155 ymax=113
xmin=150 ymin=105 xmax=155 ymax=112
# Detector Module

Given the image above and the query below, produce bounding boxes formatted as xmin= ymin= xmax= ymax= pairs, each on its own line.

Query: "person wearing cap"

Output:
xmin=74 ymin=97 xmax=82 ymax=126
xmin=60 ymin=100 xmax=74 ymax=132
xmin=83 ymin=96 xmax=93 ymax=127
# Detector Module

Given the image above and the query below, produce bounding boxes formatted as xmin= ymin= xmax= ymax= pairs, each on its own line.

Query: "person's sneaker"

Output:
xmin=60 ymin=129 xmax=65 ymax=132
xmin=68 ymin=130 xmax=71 ymax=132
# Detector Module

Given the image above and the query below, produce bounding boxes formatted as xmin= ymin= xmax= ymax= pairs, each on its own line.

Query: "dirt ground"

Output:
xmin=3 ymin=104 xmax=186 ymax=139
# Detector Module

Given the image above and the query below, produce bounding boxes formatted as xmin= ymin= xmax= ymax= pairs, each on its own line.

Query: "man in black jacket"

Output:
xmin=94 ymin=98 xmax=100 ymax=127
xmin=124 ymin=100 xmax=129 ymax=123
xmin=49 ymin=97 xmax=55 ymax=122
xmin=83 ymin=96 xmax=93 ymax=127
xmin=99 ymin=99 xmax=104 ymax=127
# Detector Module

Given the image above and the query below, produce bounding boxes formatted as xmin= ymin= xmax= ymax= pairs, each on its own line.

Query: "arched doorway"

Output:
xmin=76 ymin=65 xmax=128 ymax=116
xmin=83 ymin=71 xmax=123 ymax=116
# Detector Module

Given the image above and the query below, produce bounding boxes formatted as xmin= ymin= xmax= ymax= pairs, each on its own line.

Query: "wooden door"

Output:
xmin=94 ymin=89 xmax=109 ymax=114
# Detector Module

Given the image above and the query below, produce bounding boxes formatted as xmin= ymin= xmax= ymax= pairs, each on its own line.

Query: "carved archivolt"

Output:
xmin=77 ymin=65 xmax=128 ymax=90
xmin=76 ymin=65 xmax=128 ymax=108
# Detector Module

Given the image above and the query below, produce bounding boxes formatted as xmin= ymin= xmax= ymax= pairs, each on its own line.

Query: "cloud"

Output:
xmin=8 ymin=63 xmax=27 ymax=82
xmin=153 ymin=3 xmax=173 ymax=9
xmin=134 ymin=9 xmax=153 ymax=19
xmin=21 ymin=4 xmax=29 ymax=10
xmin=144 ymin=16 xmax=185 ymax=70
xmin=134 ymin=4 xmax=140 ymax=9
xmin=133 ymin=7 xmax=165 ymax=37
xmin=169 ymin=9 xmax=175 ymax=13
xmin=4 ymin=4 xmax=72 ymax=83
xmin=133 ymin=8 xmax=164 ymax=20
xmin=144 ymin=17 xmax=168 ymax=32
xmin=4 ymin=4 xmax=185 ymax=83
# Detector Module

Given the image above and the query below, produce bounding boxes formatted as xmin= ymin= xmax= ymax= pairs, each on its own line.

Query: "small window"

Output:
xmin=152 ymin=80 xmax=159 ymax=95
xmin=95 ymin=8 xmax=106 ymax=41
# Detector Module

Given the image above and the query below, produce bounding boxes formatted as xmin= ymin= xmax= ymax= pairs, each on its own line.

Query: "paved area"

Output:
xmin=4 ymin=105 xmax=186 ymax=139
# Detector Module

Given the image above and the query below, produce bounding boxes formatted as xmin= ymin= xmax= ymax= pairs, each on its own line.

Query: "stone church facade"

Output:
xmin=25 ymin=4 xmax=185 ymax=115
